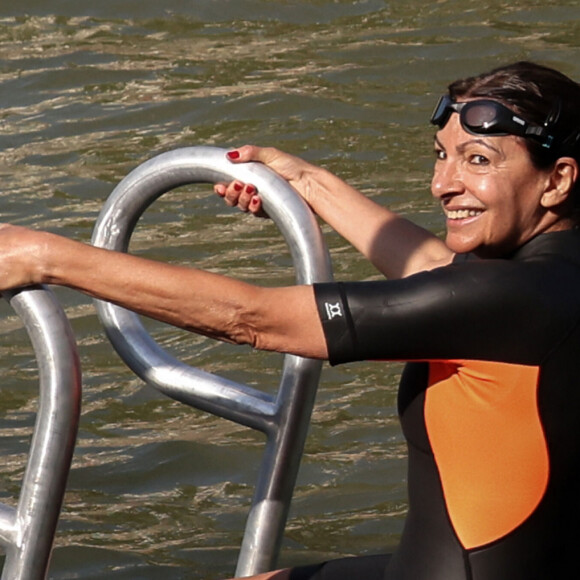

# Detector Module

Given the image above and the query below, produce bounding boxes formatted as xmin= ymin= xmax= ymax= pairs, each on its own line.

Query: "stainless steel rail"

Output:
xmin=0 ymin=287 xmax=82 ymax=580
xmin=91 ymin=146 xmax=333 ymax=577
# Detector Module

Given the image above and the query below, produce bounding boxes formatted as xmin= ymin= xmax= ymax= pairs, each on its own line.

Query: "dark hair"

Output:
xmin=448 ymin=61 xmax=580 ymax=200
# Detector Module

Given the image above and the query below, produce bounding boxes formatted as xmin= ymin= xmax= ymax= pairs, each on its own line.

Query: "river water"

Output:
xmin=0 ymin=1 xmax=579 ymax=578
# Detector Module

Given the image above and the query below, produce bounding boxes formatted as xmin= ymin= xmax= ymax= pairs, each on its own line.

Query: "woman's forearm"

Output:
xmin=1 ymin=225 xmax=328 ymax=359
xmin=300 ymin=165 xmax=453 ymax=278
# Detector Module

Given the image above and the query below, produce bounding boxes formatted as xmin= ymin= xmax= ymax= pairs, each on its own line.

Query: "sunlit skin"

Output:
xmin=431 ymin=113 xmax=577 ymax=258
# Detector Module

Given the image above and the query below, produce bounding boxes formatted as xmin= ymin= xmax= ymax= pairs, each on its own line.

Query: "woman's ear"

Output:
xmin=541 ymin=157 xmax=579 ymax=209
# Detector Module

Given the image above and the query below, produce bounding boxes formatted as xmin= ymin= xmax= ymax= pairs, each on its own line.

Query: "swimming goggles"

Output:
xmin=430 ymin=94 xmax=555 ymax=149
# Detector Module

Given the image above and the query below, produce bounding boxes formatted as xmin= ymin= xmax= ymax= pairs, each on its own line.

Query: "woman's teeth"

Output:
xmin=445 ymin=209 xmax=483 ymax=220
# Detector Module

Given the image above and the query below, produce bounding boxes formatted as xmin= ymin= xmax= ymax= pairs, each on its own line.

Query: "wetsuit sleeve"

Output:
xmin=313 ymin=259 xmax=573 ymax=366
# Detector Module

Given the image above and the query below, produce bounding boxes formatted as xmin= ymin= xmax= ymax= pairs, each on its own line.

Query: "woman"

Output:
xmin=1 ymin=61 xmax=579 ymax=579
xmin=217 ymin=62 xmax=580 ymax=580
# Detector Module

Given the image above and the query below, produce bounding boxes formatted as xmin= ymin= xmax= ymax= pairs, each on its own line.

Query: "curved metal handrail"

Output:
xmin=0 ymin=287 xmax=82 ymax=580
xmin=91 ymin=146 xmax=333 ymax=575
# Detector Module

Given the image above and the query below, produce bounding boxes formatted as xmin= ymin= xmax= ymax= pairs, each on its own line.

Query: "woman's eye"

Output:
xmin=434 ymin=148 xmax=446 ymax=160
xmin=470 ymin=154 xmax=489 ymax=165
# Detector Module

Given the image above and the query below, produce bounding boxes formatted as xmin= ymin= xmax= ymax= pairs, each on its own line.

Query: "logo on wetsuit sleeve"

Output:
xmin=325 ymin=302 xmax=343 ymax=320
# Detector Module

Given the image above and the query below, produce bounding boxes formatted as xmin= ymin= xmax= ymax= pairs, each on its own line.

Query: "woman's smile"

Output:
xmin=443 ymin=207 xmax=485 ymax=221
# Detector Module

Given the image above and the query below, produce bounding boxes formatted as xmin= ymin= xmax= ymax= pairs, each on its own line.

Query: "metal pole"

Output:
xmin=91 ymin=147 xmax=333 ymax=576
xmin=0 ymin=287 xmax=82 ymax=580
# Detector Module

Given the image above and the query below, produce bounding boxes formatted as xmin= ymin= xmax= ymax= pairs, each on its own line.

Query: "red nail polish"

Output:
xmin=234 ymin=182 xmax=243 ymax=192
xmin=246 ymin=185 xmax=256 ymax=195
xmin=227 ymin=150 xmax=240 ymax=160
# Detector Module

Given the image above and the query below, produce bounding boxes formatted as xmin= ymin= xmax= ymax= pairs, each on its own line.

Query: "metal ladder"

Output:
xmin=91 ymin=147 xmax=334 ymax=577
xmin=0 ymin=287 xmax=82 ymax=580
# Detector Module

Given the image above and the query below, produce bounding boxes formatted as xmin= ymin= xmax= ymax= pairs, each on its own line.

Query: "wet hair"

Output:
xmin=448 ymin=61 xmax=580 ymax=204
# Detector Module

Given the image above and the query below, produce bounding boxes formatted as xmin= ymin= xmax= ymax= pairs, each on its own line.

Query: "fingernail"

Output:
xmin=246 ymin=185 xmax=256 ymax=195
xmin=234 ymin=182 xmax=243 ymax=192
xmin=227 ymin=150 xmax=240 ymax=160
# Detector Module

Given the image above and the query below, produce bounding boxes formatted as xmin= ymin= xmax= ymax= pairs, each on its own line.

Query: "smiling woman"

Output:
xmin=432 ymin=125 xmax=575 ymax=258
xmin=211 ymin=62 xmax=580 ymax=579
xmin=431 ymin=62 xmax=580 ymax=259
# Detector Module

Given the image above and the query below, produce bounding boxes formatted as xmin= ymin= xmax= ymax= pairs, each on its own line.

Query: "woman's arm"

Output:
xmin=0 ymin=224 xmax=328 ymax=359
xmin=216 ymin=146 xmax=454 ymax=279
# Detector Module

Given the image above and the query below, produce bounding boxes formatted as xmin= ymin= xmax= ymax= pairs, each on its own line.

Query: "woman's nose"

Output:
xmin=431 ymin=159 xmax=464 ymax=199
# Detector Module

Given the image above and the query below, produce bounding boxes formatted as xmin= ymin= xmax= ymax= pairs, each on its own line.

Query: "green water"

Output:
xmin=0 ymin=1 xmax=579 ymax=578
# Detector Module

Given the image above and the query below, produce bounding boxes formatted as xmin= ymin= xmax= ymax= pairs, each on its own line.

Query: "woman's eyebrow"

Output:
xmin=434 ymin=134 xmax=505 ymax=158
xmin=456 ymin=138 xmax=503 ymax=156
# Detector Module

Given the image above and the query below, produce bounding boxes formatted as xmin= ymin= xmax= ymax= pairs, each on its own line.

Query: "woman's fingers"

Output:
xmin=214 ymin=180 xmax=262 ymax=214
xmin=216 ymin=145 xmax=289 ymax=217
xmin=226 ymin=145 xmax=301 ymax=182
xmin=226 ymin=144 xmax=265 ymax=163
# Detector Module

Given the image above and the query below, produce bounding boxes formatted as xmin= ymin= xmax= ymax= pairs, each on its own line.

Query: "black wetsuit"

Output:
xmin=296 ymin=230 xmax=580 ymax=580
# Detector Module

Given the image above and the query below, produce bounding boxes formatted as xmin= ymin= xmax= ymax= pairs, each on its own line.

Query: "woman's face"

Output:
xmin=431 ymin=113 xmax=558 ymax=258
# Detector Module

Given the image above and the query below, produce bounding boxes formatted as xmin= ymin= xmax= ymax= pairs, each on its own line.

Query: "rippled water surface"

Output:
xmin=1 ymin=1 xmax=579 ymax=578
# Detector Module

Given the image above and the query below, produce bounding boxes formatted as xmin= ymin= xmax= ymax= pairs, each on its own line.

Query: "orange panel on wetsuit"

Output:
xmin=425 ymin=359 xmax=549 ymax=549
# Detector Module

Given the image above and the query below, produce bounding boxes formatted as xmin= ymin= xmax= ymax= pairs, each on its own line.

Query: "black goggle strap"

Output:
xmin=524 ymin=124 xmax=554 ymax=148
xmin=527 ymin=99 xmax=560 ymax=149
xmin=526 ymin=99 xmax=580 ymax=152
xmin=544 ymin=99 xmax=580 ymax=154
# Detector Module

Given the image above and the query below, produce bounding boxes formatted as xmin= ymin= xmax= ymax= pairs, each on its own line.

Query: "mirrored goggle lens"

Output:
xmin=461 ymin=101 xmax=523 ymax=136
xmin=462 ymin=103 xmax=499 ymax=131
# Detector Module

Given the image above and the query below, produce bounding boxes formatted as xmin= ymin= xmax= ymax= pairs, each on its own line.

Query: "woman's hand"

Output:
xmin=214 ymin=145 xmax=318 ymax=216
xmin=0 ymin=224 xmax=48 ymax=291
